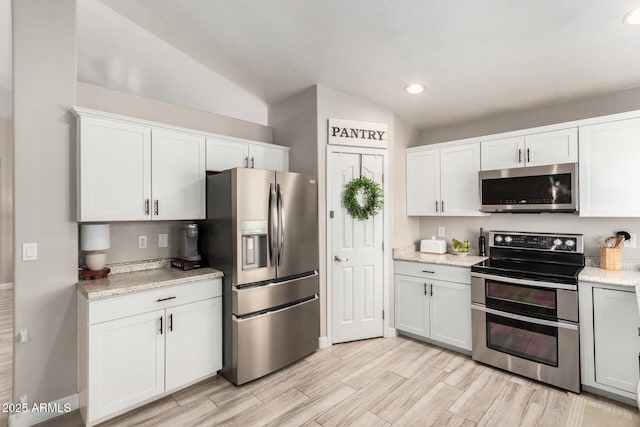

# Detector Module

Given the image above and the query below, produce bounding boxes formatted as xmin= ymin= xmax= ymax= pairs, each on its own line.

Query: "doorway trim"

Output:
xmin=326 ymin=144 xmax=391 ymax=346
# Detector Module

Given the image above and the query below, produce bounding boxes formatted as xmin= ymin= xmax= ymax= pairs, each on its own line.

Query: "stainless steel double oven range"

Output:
xmin=471 ymin=231 xmax=584 ymax=393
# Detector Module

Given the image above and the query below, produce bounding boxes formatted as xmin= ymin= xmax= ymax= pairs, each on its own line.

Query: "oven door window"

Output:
xmin=486 ymin=313 xmax=558 ymax=366
xmin=486 ymin=280 xmax=557 ymax=319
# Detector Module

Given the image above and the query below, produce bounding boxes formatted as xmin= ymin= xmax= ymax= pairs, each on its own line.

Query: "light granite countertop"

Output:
xmin=77 ymin=266 xmax=223 ymax=300
xmin=579 ymin=266 xmax=640 ymax=289
xmin=393 ymin=245 xmax=487 ymax=268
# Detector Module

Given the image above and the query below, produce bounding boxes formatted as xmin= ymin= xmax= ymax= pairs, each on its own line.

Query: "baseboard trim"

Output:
xmin=385 ymin=327 xmax=397 ymax=338
xmin=318 ymin=336 xmax=331 ymax=349
xmin=0 ymin=282 xmax=13 ymax=290
xmin=8 ymin=393 xmax=78 ymax=427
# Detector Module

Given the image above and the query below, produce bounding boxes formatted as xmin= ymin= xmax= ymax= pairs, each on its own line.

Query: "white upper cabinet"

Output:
xmin=480 ymin=128 xmax=577 ymax=170
xmin=78 ymin=115 xmax=152 ymax=222
xmin=407 ymin=142 xmax=483 ymax=216
xmin=152 ymin=129 xmax=206 ymax=221
xmin=579 ymin=117 xmax=640 ymax=217
xmin=407 ymin=148 xmax=440 ymax=216
xmin=480 ymin=136 xmax=524 ymax=170
xmin=525 ymin=128 xmax=578 ymax=167
xmin=76 ymin=110 xmax=206 ymax=221
xmin=250 ymin=143 xmax=289 ymax=171
xmin=206 ymin=136 xmax=289 ymax=172
xmin=205 ymin=136 xmax=249 ymax=170
xmin=440 ymin=143 xmax=482 ymax=216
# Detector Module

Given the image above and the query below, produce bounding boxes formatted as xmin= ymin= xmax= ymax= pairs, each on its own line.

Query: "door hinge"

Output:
xmin=330 ymin=210 xmax=334 ymax=219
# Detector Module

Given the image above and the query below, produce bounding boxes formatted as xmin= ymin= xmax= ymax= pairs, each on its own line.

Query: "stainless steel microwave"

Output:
xmin=479 ymin=163 xmax=578 ymax=213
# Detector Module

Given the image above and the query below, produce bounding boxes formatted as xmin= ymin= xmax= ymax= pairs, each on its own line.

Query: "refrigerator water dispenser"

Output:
xmin=241 ymin=220 xmax=267 ymax=270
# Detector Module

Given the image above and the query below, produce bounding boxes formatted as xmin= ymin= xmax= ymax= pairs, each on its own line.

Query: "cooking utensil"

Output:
xmin=605 ymin=236 xmax=617 ymax=248
xmin=615 ymin=235 xmax=625 ymax=248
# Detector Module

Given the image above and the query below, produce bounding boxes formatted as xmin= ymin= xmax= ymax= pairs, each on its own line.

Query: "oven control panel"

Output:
xmin=491 ymin=232 xmax=583 ymax=253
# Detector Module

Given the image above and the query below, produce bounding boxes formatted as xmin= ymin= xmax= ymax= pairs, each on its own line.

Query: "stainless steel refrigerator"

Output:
xmin=203 ymin=168 xmax=319 ymax=385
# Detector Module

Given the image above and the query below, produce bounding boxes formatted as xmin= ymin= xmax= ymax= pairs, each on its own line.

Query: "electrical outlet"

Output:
xmin=624 ymin=233 xmax=637 ymax=248
xmin=158 ymin=234 xmax=168 ymax=248
xmin=138 ymin=235 xmax=148 ymax=249
xmin=437 ymin=227 xmax=445 ymax=237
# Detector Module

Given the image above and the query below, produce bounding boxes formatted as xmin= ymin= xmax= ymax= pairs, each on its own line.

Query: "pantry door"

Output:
xmin=330 ymin=152 xmax=384 ymax=343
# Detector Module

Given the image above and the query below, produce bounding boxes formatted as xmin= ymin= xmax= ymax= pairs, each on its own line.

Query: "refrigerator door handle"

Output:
xmin=268 ymin=183 xmax=278 ymax=268
xmin=277 ymin=183 xmax=286 ymax=265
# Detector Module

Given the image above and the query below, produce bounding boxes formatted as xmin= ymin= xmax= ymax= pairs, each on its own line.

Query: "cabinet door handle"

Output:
xmin=154 ymin=200 xmax=159 ymax=216
xmin=156 ymin=296 xmax=176 ymax=302
xmin=430 ymin=283 xmax=433 ymax=296
xmin=527 ymin=148 xmax=530 ymax=163
xmin=435 ymin=200 xmax=439 ymax=212
xmin=159 ymin=316 xmax=163 ymax=335
xmin=441 ymin=200 xmax=444 ymax=213
xmin=251 ymin=157 xmax=255 ymax=168
xmin=244 ymin=157 xmax=249 ymax=168
xmin=424 ymin=283 xmax=427 ymax=296
xmin=422 ymin=270 xmax=435 ymax=274
xmin=518 ymin=148 xmax=522 ymax=163
xmin=169 ymin=313 xmax=173 ymax=332
xmin=144 ymin=199 xmax=150 ymax=215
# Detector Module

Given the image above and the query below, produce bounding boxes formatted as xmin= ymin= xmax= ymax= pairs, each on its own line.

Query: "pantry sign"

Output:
xmin=328 ymin=119 xmax=388 ymax=149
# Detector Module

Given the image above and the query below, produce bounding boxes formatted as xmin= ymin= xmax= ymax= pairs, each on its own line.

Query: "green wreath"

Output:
xmin=343 ymin=176 xmax=384 ymax=221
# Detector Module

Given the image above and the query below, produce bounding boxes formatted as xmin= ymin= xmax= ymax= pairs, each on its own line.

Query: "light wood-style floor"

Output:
xmin=0 ymin=289 xmax=13 ymax=427
xmin=38 ymin=334 xmax=639 ymax=427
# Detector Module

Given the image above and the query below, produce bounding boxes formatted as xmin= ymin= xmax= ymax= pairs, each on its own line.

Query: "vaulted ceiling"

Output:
xmin=95 ymin=0 xmax=640 ymax=129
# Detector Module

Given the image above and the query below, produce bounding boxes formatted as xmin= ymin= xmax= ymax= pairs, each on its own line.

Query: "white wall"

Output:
xmin=13 ymin=0 xmax=78 ymax=405
xmin=77 ymin=0 xmax=269 ymax=126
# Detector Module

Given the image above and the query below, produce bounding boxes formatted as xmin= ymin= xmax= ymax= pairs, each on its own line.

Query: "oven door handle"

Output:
xmin=471 ymin=272 xmax=578 ymax=291
xmin=471 ymin=303 xmax=578 ymax=331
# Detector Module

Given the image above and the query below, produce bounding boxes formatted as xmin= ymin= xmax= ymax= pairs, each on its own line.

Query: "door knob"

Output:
xmin=334 ymin=256 xmax=349 ymax=262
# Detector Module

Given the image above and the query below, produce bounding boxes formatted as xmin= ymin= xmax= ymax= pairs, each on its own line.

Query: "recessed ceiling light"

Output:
xmin=405 ymin=83 xmax=425 ymax=95
xmin=624 ymin=7 xmax=640 ymax=25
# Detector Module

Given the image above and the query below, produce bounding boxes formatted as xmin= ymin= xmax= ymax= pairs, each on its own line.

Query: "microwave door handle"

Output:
xmin=277 ymin=183 xmax=285 ymax=265
xmin=268 ymin=183 xmax=278 ymax=267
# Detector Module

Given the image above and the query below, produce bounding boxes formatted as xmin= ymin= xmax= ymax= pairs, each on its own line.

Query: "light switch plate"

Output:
xmin=138 ymin=236 xmax=148 ymax=249
xmin=22 ymin=243 xmax=38 ymax=261
xmin=158 ymin=234 xmax=168 ymax=248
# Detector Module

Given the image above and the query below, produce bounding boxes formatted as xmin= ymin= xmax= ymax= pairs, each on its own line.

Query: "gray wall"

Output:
xmin=389 ymin=113 xmax=421 ymax=322
xmin=420 ymin=86 xmax=640 ymax=145
xmin=269 ymin=86 xmax=318 ymax=175
xmin=0 ymin=118 xmax=11 ymax=285
xmin=76 ymin=82 xmax=277 ymax=265
xmin=316 ymin=85 xmax=419 ymax=336
xmin=13 ymin=0 xmax=78 ymax=405
xmin=417 ymin=85 xmax=640 ymax=263
xmin=0 ymin=0 xmax=12 ymax=285
xmin=77 ymin=82 xmax=273 ymax=143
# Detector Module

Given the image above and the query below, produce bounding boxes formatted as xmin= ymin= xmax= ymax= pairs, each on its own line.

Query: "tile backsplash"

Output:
xmin=419 ymin=213 xmax=640 ymax=263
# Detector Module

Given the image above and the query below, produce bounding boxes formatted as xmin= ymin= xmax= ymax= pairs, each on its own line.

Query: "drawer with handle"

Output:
xmin=87 ymin=279 xmax=222 ymax=324
xmin=394 ymin=260 xmax=470 ymax=284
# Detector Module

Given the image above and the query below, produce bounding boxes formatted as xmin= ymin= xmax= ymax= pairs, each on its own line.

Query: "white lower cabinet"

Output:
xmin=89 ymin=310 xmax=165 ymax=420
xmin=579 ymin=281 xmax=640 ymax=402
xmin=394 ymin=261 xmax=472 ymax=352
xmin=165 ymin=298 xmax=222 ymax=391
xmin=78 ymin=279 xmax=222 ymax=426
